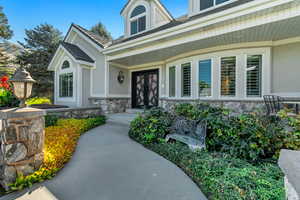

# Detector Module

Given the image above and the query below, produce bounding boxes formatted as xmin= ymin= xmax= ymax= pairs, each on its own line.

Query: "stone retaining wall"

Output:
xmin=0 ymin=108 xmax=45 ymax=190
xmin=160 ymin=98 xmax=266 ymax=114
xmin=89 ymin=97 xmax=131 ymax=114
xmin=45 ymin=107 xmax=103 ymax=119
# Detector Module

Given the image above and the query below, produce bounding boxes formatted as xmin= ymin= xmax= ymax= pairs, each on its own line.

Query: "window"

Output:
xmin=130 ymin=5 xmax=146 ymax=35
xmin=59 ymin=73 xmax=73 ymax=97
xmin=221 ymin=57 xmax=236 ymax=97
xmin=169 ymin=66 xmax=176 ymax=97
xmin=247 ymin=55 xmax=262 ymax=97
xmin=199 ymin=59 xmax=212 ymax=97
xmin=200 ymin=0 xmax=231 ymax=11
xmin=62 ymin=60 xmax=70 ymax=69
xmin=181 ymin=63 xmax=191 ymax=97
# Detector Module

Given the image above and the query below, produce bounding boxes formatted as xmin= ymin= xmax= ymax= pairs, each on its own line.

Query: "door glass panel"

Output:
xmin=148 ymin=73 xmax=158 ymax=107
xmin=136 ymin=75 xmax=145 ymax=107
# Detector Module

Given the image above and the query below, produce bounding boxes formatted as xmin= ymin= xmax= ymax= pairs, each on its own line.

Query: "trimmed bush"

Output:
xmin=26 ymin=97 xmax=51 ymax=106
xmin=9 ymin=116 xmax=106 ymax=191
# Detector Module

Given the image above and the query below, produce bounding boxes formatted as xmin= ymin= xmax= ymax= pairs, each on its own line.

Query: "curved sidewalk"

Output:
xmin=2 ymin=113 xmax=207 ymax=200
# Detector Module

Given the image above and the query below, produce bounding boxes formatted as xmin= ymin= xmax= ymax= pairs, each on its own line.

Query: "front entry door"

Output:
xmin=132 ymin=69 xmax=159 ymax=109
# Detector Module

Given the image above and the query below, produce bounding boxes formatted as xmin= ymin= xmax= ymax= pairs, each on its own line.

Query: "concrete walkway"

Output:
xmin=2 ymin=113 xmax=207 ymax=200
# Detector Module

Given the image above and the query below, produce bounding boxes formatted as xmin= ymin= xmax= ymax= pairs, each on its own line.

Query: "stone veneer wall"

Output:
xmin=160 ymin=98 xmax=266 ymax=114
xmin=89 ymin=97 xmax=131 ymax=114
xmin=0 ymin=108 xmax=45 ymax=190
xmin=46 ymin=107 xmax=103 ymax=119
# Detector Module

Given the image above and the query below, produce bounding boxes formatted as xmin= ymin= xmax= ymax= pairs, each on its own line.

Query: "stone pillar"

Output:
xmin=0 ymin=108 xmax=45 ymax=190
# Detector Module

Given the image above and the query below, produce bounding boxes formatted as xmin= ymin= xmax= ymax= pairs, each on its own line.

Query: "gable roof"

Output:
xmin=64 ymin=24 xmax=111 ymax=49
xmin=61 ymin=42 xmax=94 ymax=63
xmin=121 ymin=0 xmax=173 ymax=19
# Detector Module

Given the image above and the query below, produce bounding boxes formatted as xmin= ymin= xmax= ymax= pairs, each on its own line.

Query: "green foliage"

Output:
xmin=150 ymin=143 xmax=285 ymax=200
xmin=90 ymin=22 xmax=112 ymax=42
xmin=129 ymin=108 xmax=173 ymax=144
xmin=26 ymin=97 xmax=51 ymax=105
xmin=0 ymin=89 xmax=18 ymax=108
xmin=16 ymin=23 xmax=63 ymax=97
xmin=45 ymin=115 xmax=59 ymax=127
xmin=0 ymin=6 xmax=13 ymax=40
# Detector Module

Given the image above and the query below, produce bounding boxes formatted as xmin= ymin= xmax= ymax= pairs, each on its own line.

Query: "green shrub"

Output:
xmin=45 ymin=115 xmax=59 ymax=127
xmin=0 ymin=89 xmax=19 ymax=108
xmin=26 ymin=97 xmax=51 ymax=105
xmin=150 ymin=143 xmax=285 ymax=200
xmin=129 ymin=108 xmax=173 ymax=144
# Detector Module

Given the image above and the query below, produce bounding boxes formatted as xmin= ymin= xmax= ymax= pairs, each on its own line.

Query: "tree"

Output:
xmin=16 ymin=24 xmax=63 ymax=98
xmin=0 ymin=6 xmax=14 ymax=76
xmin=90 ymin=22 xmax=112 ymax=42
xmin=0 ymin=6 xmax=13 ymax=40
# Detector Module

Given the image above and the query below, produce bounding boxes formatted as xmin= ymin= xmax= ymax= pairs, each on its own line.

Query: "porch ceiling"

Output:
xmin=111 ymin=16 xmax=300 ymax=67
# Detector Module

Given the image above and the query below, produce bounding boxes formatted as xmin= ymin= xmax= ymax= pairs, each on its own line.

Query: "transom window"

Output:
xmin=200 ymin=0 xmax=231 ymax=11
xmin=130 ymin=5 xmax=146 ymax=35
xmin=62 ymin=60 xmax=70 ymax=69
xmin=59 ymin=73 xmax=73 ymax=97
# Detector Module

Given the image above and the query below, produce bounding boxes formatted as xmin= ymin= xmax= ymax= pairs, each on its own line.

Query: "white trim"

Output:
xmin=107 ymin=94 xmax=131 ymax=98
xmin=193 ymin=0 xmax=238 ymax=17
xmin=104 ymin=0 xmax=295 ymax=54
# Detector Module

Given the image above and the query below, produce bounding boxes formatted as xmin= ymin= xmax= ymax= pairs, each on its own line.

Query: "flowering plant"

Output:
xmin=0 ymin=75 xmax=19 ymax=108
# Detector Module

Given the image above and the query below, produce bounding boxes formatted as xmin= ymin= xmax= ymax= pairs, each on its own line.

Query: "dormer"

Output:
xmin=189 ymin=0 xmax=235 ymax=16
xmin=121 ymin=0 xmax=173 ymax=38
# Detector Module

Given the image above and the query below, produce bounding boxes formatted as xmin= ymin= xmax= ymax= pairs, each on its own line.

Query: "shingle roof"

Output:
xmin=66 ymin=24 xmax=111 ymax=49
xmin=61 ymin=42 xmax=94 ymax=63
xmin=111 ymin=0 xmax=254 ymax=46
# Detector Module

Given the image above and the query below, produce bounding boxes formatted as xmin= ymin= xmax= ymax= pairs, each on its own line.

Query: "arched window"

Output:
xmin=130 ymin=5 xmax=146 ymax=35
xmin=62 ymin=60 xmax=70 ymax=69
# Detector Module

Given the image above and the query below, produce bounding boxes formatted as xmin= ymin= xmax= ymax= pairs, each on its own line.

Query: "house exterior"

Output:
xmin=48 ymin=0 xmax=300 ymax=113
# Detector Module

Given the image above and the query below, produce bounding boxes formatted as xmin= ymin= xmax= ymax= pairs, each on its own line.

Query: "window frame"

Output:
xmin=198 ymin=0 xmax=237 ymax=13
xmin=198 ymin=59 xmax=213 ymax=98
xmin=181 ymin=62 xmax=192 ymax=97
xmin=59 ymin=73 xmax=74 ymax=98
xmin=244 ymin=54 xmax=264 ymax=99
xmin=130 ymin=5 xmax=147 ymax=36
xmin=219 ymin=56 xmax=237 ymax=98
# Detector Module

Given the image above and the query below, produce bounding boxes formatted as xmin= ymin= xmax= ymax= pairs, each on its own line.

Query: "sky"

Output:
xmin=2 ymin=0 xmax=187 ymax=43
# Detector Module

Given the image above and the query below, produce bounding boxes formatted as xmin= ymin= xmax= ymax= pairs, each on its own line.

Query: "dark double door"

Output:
xmin=132 ymin=69 xmax=159 ymax=109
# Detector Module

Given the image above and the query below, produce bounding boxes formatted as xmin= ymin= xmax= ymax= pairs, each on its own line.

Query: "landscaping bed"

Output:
xmin=8 ymin=116 xmax=106 ymax=191
xmin=129 ymin=104 xmax=300 ymax=200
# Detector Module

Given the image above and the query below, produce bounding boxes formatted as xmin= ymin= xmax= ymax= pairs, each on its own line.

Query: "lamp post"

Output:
xmin=9 ymin=67 xmax=36 ymax=107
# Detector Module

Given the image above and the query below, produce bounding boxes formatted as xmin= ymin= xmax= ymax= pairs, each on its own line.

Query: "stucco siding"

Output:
xmin=109 ymin=65 xmax=130 ymax=96
xmin=272 ymin=42 xmax=300 ymax=95
xmin=73 ymin=35 xmax=106 ymax=96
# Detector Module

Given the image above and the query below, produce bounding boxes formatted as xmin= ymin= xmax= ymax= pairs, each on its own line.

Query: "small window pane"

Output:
xmin=221 ymin=57 xmax=236 ymax=97
xmin=169 ymin=66 xmax=176 ymax=97
xmin=62 ymin=61 xmax=70 ymax=69
xmin=216 ymin=0 xmax=230 ymax=5
xmin=200 ymin=0 xmax=214 ymax=10
xmin=182 ymin=63 xmax=191 ymax=97
xmin=131 ymin=20 xmax=138 ymax=35
xmin=130 ymin=5 xmax=146 ymax=18
xmin=199 ymin=59 xmax=212 ymax=97
xmin=59 ymin=73 xmax=73 ymax=97
xmin=247 ymin=55 xmax=262 ymax=97
xmin=138 ymin=16 xmax=146 ymax=32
